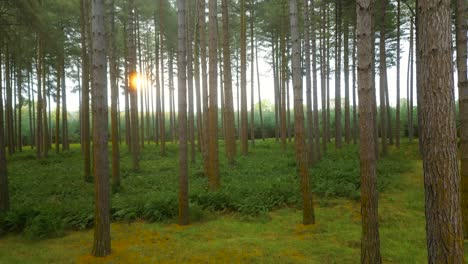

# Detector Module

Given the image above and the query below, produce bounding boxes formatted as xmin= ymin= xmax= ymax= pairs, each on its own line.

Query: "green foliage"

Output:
xmin=1 ymin=139 xmax=413 ymax=239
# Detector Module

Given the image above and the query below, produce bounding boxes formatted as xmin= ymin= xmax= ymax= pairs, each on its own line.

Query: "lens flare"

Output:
xmin=129 ymin=72 xmax=145 ymax=91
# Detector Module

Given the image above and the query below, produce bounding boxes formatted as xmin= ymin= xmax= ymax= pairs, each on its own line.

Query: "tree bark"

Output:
xmin=356 ymin=0 xmax=382 ymax=262
xmin=395 ymin=0 xmax=401 ymax=148
xmin=80 ymin=0 xmax=91 ymax=180
xmin=240 ymin=0 xmax=248 ymax=155
xmin=379 ymin=0 xmax=388 ymax=156
xmin=178 ymin=0 xmax=189 ymax=225
xmin=418 ymin=0 xmax=465 ymax=261
xmin=222 ymin=0 xmax=236 ymax=165
xmin=289 ymin=0 xmax=315 ymax=225
xmin=0 ymin=43 xmax=10 ymax=212
xmin=91 ymin=0 xmax=111 ymax=256
xmin=455 ymin=0 xmax=468 ymax=240
xmin=208 ymin=0 xmax=220 ymax=190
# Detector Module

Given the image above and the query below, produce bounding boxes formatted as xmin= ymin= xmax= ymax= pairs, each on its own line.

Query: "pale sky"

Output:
xmin=61 ymin=37 xmax=459 ymax=114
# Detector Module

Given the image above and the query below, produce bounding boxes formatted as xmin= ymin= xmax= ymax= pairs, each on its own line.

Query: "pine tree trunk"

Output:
xmin=334 ymin=2 xmax=342 ymax=149
xmin=240 ymin=0 xmax=249 ymax=155
xmin=186 ymin=0 xmax=196 ymax=163
xmin=108 ymin=0 xmax=120 ymax=188
xmin=61 ymin=54 xmax=69 ymax=151
xmin=199 ymin=0 xmax=209 ymax=175
xmin=128 ymin=0 xmax=140 ymax=169
xmin=0 ymin=43 xmax=10 ymax=212
xmin=178 ymin=0 xmax=189 ymax=225
xmin=456 ymin=0 xmax=468 ymax=240
xmin=250 ymin=2 xmax=255 ymax=147
xmin=320 ymin=1 xmax=327 ymax=153
xmin=344 ymin=16 xmax=351 ymax=144
xmin=303 ymin=0 xmax=314 ymax=165
xmin=395 ymin=0 xmax=401 ymax=148
xmin=91 ymin=0 xmax=111 ymax=257
xmin=356 ymin=0 xmax=382 ymax=262
xmin=55 ymin=59 xmax=60 ymax=154
xmin=222 ymin=0 xmax=236 ymax=164
xmin=159 ymin=0 xmax=166 ymax=156
xmin=80 ymin=0 xmax=91 ymax=180
xmin=311 ymin=0 xmax=320 ymax=161
xmin=289 ymin=0 xmax=315 ymax=225
xmin=418 ymin=0 xmax=464 ymax=261
xmin=379 ymin=0 xmax=388 ymax=156
xmin=208 ymin=0 xmax=220 ymax=190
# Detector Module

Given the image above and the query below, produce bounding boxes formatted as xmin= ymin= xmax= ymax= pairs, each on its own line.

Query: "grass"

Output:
xmin=0 ymin=139 xmax=466 ymax=262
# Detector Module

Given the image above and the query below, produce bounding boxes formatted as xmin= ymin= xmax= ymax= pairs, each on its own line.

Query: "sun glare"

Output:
xmin=129 ymin=72 xmax=146 ymax=91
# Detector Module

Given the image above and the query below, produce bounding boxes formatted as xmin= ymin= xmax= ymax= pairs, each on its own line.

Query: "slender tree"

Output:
xmin=91 ymin=0 xmax=111 ymax=256
xmin=334 ymin=1 xmax=342 ymax=149
xmin=240 ymin=0 xmax=248 ymax=155
xmin=303 ymin=0 xmax=314 ymax=165
xmin=128 ymin=0 xmax=139 ymax=169
xmin=80 ymin=0 xmax=91 ymax=181
xmin=395 ymin=0 xmax=401 ymax=148
xmin=249 ymin=1 xmax=255 ymax=147
xmin=178 ymin=0 xmax=189 ymax=225
xmin=0 ymin=46 xmax=10 ymax=212
xmin=418 ymin=0 xmax=464 ymax=261
xmin=186 ymin=0 xmax=196 ymax=163
xmin=108 ymin=0 xmax=120 ymax=188
xmin=222 ymin=0 xmax=236 ymax=165
xmin=208 ymin=0 xmax=220 ymax=190
xmin=456 ymin=0 xmax=468 ymax=239
xmin=378 ymin=0 xmax=388 ymax=156
xmin=356 ymin=0 xmax=382 ymax=262
xmin=289 ymin=0 xmax=314 ymax=225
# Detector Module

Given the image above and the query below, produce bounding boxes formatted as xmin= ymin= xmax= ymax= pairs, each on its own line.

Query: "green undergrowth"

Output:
xmin=0 ymin=139 xmax=414 ymax=239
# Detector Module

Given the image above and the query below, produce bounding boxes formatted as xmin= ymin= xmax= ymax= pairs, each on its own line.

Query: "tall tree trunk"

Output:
xmin=36 ymin=37 xmax=43 ymax=159
xmin=159 ymin=0 xmax=166 ymax=156
xmin=17 ymin=64 xmax=22 ymax=152
xmin=303 ymin=0 xmax=314 ymax=165
xmin=27 ymin=65 xmax=34 ymax=148
xmin=61 ymin=54 xmax=69 ymax=151
xmin=55 ymin=59 xmax=61 ymax=154
xmin=153 ymin=14 xmax=161 ymax=146
xmin=320 ymin=1 xmax=327 ymax=153
xmin=289 ymin=0 xmax=315 ymax=225
xmin=91 ymin=0 xmax=111 ymax=257
xmin=208 ymin=0 xmax=220 ymax=190
xmin=240 ymin=0 xmax=248 ymax=155
xmin=193 ymin=13 xmax=203 ymax=153
xmin=128 ymin=0 xmax=140 ymax=169
xmin=352 ymin=18 xmax=358 ymax=144
xmin=80 ymin=0 xmax=91 ymax=180
xmin=0 ymin=43 xmax=10 ymax=212
xmin=137 ymin=18 xmax=145 ymax=147
xmin=344 ymin=16 xmax=350 ymax=144
xmin=280 ymin=19 xmax=287 ymax=151
xmin=356 ymin=0 xmax=381 ymax=262
xmin=199 ymin=0 xmax=209 ymax=175
xmin=186 ymin=0 xmax=196 ymax=163
xmin=379 ymin=0 xmax=387 ymax=156
xmin=456 ymin=0 xmax=468 ymax=240
xmin=178 ymin=0 xmax=189 ymax=225
xmin=311 ymin=0 xmax=320 ymax=161
xmin=334 ymin=1 xmax=342 ymax=149
xmin=255 ymin=38 xmax=264 ymax=141
xmin=222 ymin=0 xmax=236 ymax=164
xmin=395 ymin=0 xmax=401 ymax=148
xmin=418 ymin=0 xmax=464 ymax=261
xmin=108 ymin=0 xmax=120 ymax=188
xmin=249 ymin=2 xmax=255 ymax=147
xmin=408 ymin=18 xmax=414 ymax=142
xmin=169 ymin=54 xmax=174 ymax=142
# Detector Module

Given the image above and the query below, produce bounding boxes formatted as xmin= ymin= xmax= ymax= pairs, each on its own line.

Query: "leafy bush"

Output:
xmin=3 ymin=140 xmax=414 ymax=238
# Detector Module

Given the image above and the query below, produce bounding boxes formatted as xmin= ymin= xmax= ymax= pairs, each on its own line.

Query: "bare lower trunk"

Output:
xmin=418 ymin=0 xmax=464 ymax=261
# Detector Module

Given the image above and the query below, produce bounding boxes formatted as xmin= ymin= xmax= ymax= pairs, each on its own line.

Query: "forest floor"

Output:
xmin=0 ymin=140 xmax=467 ymax=263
